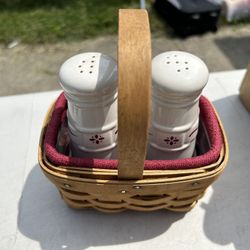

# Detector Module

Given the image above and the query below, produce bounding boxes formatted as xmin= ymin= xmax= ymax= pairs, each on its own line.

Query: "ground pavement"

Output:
xmin=0 ymin=24 xmax=249 ymax=96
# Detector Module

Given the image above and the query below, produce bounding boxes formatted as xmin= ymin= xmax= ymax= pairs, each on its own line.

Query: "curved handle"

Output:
xmin=117 ymin=9 xmax=151 ymax=180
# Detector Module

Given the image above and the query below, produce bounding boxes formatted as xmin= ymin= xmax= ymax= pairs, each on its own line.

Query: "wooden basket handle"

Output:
xmin=117 ymin=9 xmax=151 ymax=180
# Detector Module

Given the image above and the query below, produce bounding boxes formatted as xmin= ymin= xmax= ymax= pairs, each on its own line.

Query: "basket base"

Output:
xmin=57 ymin=186 xmax=207 ymax=213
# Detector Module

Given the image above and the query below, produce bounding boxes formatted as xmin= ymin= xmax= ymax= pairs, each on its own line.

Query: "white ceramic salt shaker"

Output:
xmin=59 ymin=52 xmax=118 ymax=159
xmin=147 ymin=51 xmax=209 ymax=160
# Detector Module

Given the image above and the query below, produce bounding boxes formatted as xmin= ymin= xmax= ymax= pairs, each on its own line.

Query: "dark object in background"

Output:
xmin=154 ymin=0 xmax=221 ymax=37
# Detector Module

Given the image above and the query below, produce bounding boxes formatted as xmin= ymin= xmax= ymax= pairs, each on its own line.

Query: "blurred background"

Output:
xmin=0 ymin=0 xmax=249 ymax=96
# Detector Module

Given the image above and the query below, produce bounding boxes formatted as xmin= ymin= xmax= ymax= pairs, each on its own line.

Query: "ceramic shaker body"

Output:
xmin=59 ymin=52 xmax=118 ymax=159
xmin=148 ymin=51 xmax=209 ymax=160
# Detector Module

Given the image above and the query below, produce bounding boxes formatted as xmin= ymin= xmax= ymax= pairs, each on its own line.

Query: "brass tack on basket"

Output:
xmin=64 ymin=183 xmax=71 ymax=188
xmin=120 ymin=190 xmax=127 ymax=194
xmin=192 ymin=182 xmax=199 ymax=187
xmin=133 ymin=186 xmax=140 ymax=189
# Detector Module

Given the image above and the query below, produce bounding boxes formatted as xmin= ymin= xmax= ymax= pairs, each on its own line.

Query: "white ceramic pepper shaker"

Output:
xmin=59 ymin=52 xmax=118 ymax=159
xmin=147 ymin=51 xmax=209 ymax=160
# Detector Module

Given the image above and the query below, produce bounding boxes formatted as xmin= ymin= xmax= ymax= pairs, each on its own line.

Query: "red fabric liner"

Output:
xmin=44 ymin=92 xmax=223 ymax=170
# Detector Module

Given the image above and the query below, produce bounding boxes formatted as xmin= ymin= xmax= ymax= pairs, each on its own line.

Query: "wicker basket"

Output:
xmin=38 ymin=9 xmax=228 ymax=213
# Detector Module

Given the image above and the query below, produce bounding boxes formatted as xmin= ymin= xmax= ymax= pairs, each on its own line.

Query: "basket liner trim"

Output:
xmin=44 ymin=92 xmax=223 ymax=170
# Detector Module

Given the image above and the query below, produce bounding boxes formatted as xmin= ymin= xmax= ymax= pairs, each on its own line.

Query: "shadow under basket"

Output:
xmin=38 ymin=92 xmax=228 ymax=213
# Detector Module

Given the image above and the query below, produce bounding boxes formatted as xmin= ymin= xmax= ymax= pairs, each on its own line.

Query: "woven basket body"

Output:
xmin=38 ymin=10 xmax=228 ymax=213
xmin=39 ymin=106 xmax=227 ymax=212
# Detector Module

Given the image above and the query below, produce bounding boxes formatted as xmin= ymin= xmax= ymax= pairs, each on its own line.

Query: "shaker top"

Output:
xmin=59 ymin=53 xmax=117 ymax=95
xmin=152 ymin=51 xmax=209 ymax=94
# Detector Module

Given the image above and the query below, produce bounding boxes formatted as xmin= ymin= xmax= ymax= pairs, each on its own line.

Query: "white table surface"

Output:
xmin=0 ymin=70 xmax=250 ymax=250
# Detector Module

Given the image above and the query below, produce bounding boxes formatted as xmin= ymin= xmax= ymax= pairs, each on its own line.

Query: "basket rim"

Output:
xmin=42 ymin=147 xmax=225 ymax=176
xmin=38 ymin=107 xmax=228 ymax=184
xmin=42 ymin=92 xmax=226 ymax=171
xmin=39 ymin=147 xmax=227 ymax=184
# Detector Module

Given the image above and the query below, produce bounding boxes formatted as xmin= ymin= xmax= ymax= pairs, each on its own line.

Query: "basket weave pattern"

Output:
xmin=40 ymin=149 xmax=225 ymax=212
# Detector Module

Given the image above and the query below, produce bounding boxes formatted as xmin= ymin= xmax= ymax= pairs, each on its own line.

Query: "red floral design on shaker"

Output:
xmin=164 ymin=136 xmax=179 ymax=146
xmin=89 ymin=135 xmax=104 ymax=144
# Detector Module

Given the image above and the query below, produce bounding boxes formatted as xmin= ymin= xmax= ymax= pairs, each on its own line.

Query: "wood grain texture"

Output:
xmin=239 ymin=63 xmax=250 ymax=112
xmin=117 ymin=9 xmax=151 ymax=180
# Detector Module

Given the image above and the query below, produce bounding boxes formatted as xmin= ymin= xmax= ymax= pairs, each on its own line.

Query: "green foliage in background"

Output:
xmin=0 ymin=0 xmax=164 ymax=43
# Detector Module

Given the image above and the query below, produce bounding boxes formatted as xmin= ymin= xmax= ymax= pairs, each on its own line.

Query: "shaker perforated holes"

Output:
xmin=59 ymin=52 xmax=118 ymax=95
xmin=152 ymin=51 xmax=209 ymax=94
xmin=163 ymin=53 xmax=192 ymax=73
xmin=76 ymin=54 xmax=98 ymax=74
